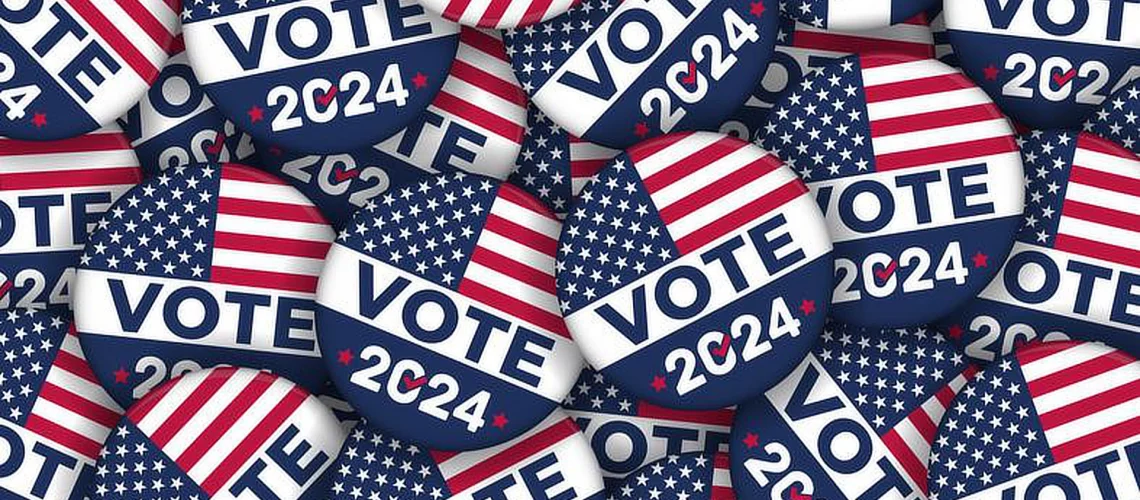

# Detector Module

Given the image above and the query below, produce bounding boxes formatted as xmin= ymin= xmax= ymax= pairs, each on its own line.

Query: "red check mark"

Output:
xmin=711 ymin=333 xmax=731 ymax=358
xmin=0 ymin=281 xmax=11 ymax=300
xmin=403 ymin=375 xmax=428 ymax=390
xmin=332 ymin=166 xmax=359 ymax=184
xmin=681 ymin=61 xmax=697 ymax=86
xmin=873 ymin=260 xmax=898 ymax=282
xmin=789 ymin=486 xmax=813 ymax=500
xmin=205 ymin=129 xmax=226 ymax=156
xmin=1052 ymin=69 xmax=1077 ymax=88
xmin=316 ymin=86 xmax=339 ymax=107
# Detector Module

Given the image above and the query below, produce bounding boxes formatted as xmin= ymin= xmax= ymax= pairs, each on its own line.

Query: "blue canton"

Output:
xmin=336 ymin=172 xmax=498 ymax=290
xmin=756 ymin=55 xmax=876 ymax=182
xmin=180 ymin=0 xmax=303 ymax=23
xmin=81 ymin=165 xmax=221 ymax=282
xmin=608 ymin=453 xmax=717 ymax=500
xmin=780 ymin=0 xmax=826 ymax=27
xmin=90 ymin=420 xmax=207 ymax=500
xmin=0 ymin=308 xmax=68 ymax=428
xmin=1013 ymin=130 xmax=1075 ymax=248
xmin=563 ymin=368 xmax=640 ymax=416
xmin=503 ymin=0 xmax=616 ymax=94
xmin=330 ymin=421 xmax=449 ymax=500
xmin=510 ymin=104 xmax=575 ymax=217
xmin=1082 ymin=82 xmax=1140 ymax=156
xmin=926 ymin=358 xmax=1052 ymax=500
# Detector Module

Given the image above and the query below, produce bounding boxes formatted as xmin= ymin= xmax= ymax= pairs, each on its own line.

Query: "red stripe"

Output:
xmin=0 ymin=133 xmax=131 ymax=155
xmin=221 ymin=164 xmax=289 ymax=184
xmin=906 ymin=407 xmax=938 ymax=444
xmin=1055 ymin=234 xmax=1140 ymax=270
xmin=177 ymin=371 xmax=276 ymax=471
xmin=471 ymin=246 xmax=554 ymax=293
xmin=1062 ymin=199 xmax=1140 ymax=232
xmin=874 ymin=136 xmax=1018 ymax=171
xmin=25 ymin=414 xmax=103 ymax=459
xmin=1068 ymin=165 xmax=1140 ymax=198
xmin=433 ymin=92 xmax=525 ymax=142
xmin=1027 ymin=351 xmax=1134 ymax=397
xmin=169 ymin=34 xmax=185 ymax=55
xmin=200 ymin=385 xmax=308 ymax=496
xmin=217 ymin=197 xmax=328 ymax=224
xmin=214 ymin=231 xmax=331 ymax=259
xmin=636 ymin=401 xmax=734 ymax=426
xmin=149 ymin=370 xmax=231 ymax=447
xmin=53 ymin=350 xmax=101 ymax=384
xmin=37 ymin=382 xmax=120 ymax=427
xmin=459 ymin=29 xmax=509 ymax=62
xmin=643 ymin=136 xmax=747 ymax=193
xmin=445 ymin=419 xmax=577 ymax=493
xmin=571 ymin=158 xmax=610 ymax=178
xmin=881 ymin=428 xmax=929 ymax=494
xmin=482 ymin=213 xmax=557 ymax=256
xmin=902 ymin=13 xmax=929 ymax=24
xmin=1016 ymin=341 xmax=1080 ymax=365
xmin=0 ymin=167 xmax=141 ymax=190
xmin=714 ymin=452 xmax=731 ymax=469
xmin=477 ymin=0 xmax=513 ymax=27
xmin=67 ymin=0 xmax=159 ymax=81
xmin=443 ymin=0 xmax=474 ymax=23
xmin=163 ymin=0 xmax=181 ymax=12
xmin=1039 ymin=377 xmax=1140 ymax=430
xmin=1078 ymin=134 xmax=1140 ymax=160
xmin=793 ymin=31 xmax=932 ymax=59
xmin=870 ymin=103 xmax=1004 ymax=137
xmin=126 ymin=375 xmax=178 ymax=423
xmin=459 ymin=279 xmax=570 ymax=338
xmin=117 ymin=0 xmax=177 ymax=54
xmin=712 ymin=486 xmax=737 ymax=500
xmin=498 ymin=182 xmax=556 ymax=216
xmin=449 ymin=60 xmax=527 ymax=106
xmin=864 ymin=73 xmax=977 ymax=103
xmin=627 ymin=134 xmax=687 ymax=163
xmin=517 ymin=0 xmax=557 ymax=26
xmin=657 ymin=154 xmax=784 ymax=224
xmin=1050 ymin=413 xmax=1140 ymax=462
xmin=859 ymin=53 xmax=922 ymax=69
xmin=430 ymin=450 xmax=460 ymax=463
xmin=211 ymin=266 xmax=319 ymax=294
xmin=675 ymin=180 xmax=807 ymax=254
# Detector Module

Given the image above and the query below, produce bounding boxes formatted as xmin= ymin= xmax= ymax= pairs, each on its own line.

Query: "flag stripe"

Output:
xmin=66 ymin=0 xmax=159 ymax=81
xmin=150 ymin=374 xmax=230 ymax=447
xmin=881 ymin=428 xmax=929 ymax=494
xmin=25 ymin=414 xmax=103 ymax=459
xmin=643 ymin=137 xmax=745 ymax=193
xmin=0 ymin=167 xmax=142 ymax=190
xmin=869 ymin=103 xmax=1003 ymax=138
xmin=675 ymin=179 xmax=807 ymax=254
xmin=444 ymin=418 xmax=578 ymax=493
xmin=1027 ymin=351 xmax=1132 ymax=396
xmin=52 ymin=350 xmax=101 ymax=385
xmin=1038 ymin=377 xmax=1140 ymax=429
xmin=874 ymin=136 xmax=1018 ymax=171
xmin=471 ymin=246 xmax=553 ymax=294
xmin=211 ymin=266 xmax=319 ymax=294
xmin=482 ymin=214 xmax=557 ymax=256
xmin=1049 ymin=413 xmax=1140 ymax=462
xmin=0 ymin=134 xmax=132 ymax=155
xmin=37 ymin=382 xmax=120 ymax=428
xmin=214 ymin=231 xmax=332 ymax=259
xmin=450 ymin=60 xmax=527 ymax=106
xmin=458 ymin=279 xmax=570 ymax=338
xmin=118 ymin=0 xmax=177 ymax=53
xmin=1055 ymin=234 xmax=1140 ymax=271
xmin=657 ymin=155 xmax=784 ymax=224
xmin=126 ymin=377 xmax=177 ymax=423
xmin=176 ymin=372 xmax=276 ymax=472
xmin=444 ymin=0 xmax=475 ymax=23
xmin=1067 ymin=166 xmax=1140 ymax=198
xmin=460 ymin=29 xmax=510 ymax=62
xmin=864 ymin=73 xmax=975 ymax=103
xmin=434 ymin=92 xmax=526 ymax=142
xmin=517 ymin=0 xmax=557 ymax=25
xmin=216 ymin=198 xmax=329 ymax=224
xmin=1060 ymin=200 xmax=1140 ymax=233
xmin=792 ymin=31 xmax=933 ymax=59
xmin=635 ymin=402 xmax=735 ymax=426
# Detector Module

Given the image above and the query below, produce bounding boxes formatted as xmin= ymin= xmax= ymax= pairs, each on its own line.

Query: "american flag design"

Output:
xmin=508 ymin=104 xmax=620 ymax=218
xmin=944 ymin=0 xmax=1140 ymax=129
xmin=0 ymin=0 xmax=180 ymax=141
xmin=328 ymin=412 xmax=606 ymax=500
xmin=563 ymin=367 xmax=733 ymax=489
xmin=180 ymin=0 xmax=460 ymax=154
xmin=91 ymin=366 xmax=347 ymax=500
xmin=316 ymin=172 xmax=584 ymax=450
xmin=558 ymin=131 xmax=833 ymax=410
xmin=73 ymin=162 xmax=334 ymax=408
xmin=758 ymin=53 xmax=1024 ymax=327
xmin=938 ymin=131 xmax=1140 ymax=363
xmin=610 ymin=452 xmax=735 ymax=500
xmin=1083 ymin=80 xmax=1140 ymax=156
xmin=419 ymin=0 xmax=577 ymax=29
xmin=0 ymin=307 xmax=123 ymax=500
xmin=0 ymin=125 xmax=144 ymax=311
xmin=503 ymin=0 xmax=778 ymax=149
xmin=783 ymin=0 xmax=934 ymax=31
xmin=927 ymin=341 xmax=1140 ymax=499
xmin=730 ymin=322 xmax=975 ymax=499
xmin=118 ymin=51 xmax=258 ymax=176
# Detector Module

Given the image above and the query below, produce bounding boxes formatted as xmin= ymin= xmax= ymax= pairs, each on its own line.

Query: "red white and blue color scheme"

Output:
xmin=509 ymin=104 xmax=620 ymax=218
xmin=1082 ymin=80 xmax=1140 ymax=156
xmin=758 ymin=53 xmax=1025 ymax=328
xmin=74 ymin=163 xmax=334 ymax=407
xmin=0 ymin=0 xmax=180 ymax=141
xmin=328 ymin=412 xmax=606 ymax=500
xmin=316 ymin=172 xmax=583 ymax=450
xmin=90 ymin=366 xmax=347 ymax=500
xmin=180 ymin=0 xmax=460 ymax=154
xmin=557 ymin=132 xmax=833 ymax=410
xmin=928 ymin=6 xmax=959 ymax=67
xmin=610 ymin=452 xmax=735 ymax=500
xmin=927 ymin=341 xmax=1140 ymax=499
xmin=0 ymin=126 xmax=143 ymax=311
xmin=938 ymin=131 xmax=1140 ymax=363
xmin=944 ymin=0 xmax=1140 ymax=129
xmin=118 ymin=51 xmax=257 ymax=175
xmin=781 ymin=0 xmax=934 ymax=31
xmin=0 ymin=307 xmax=123 ymax=499
xmin=562 ymin=367 xmax=733 ymax=489
xmin=502 ymin=0 xmax=778 ymax=149
xmin=730 ymin=322 xmax=976 ymax=499
xmin=417 ymin=0 xmax=577 ymax=29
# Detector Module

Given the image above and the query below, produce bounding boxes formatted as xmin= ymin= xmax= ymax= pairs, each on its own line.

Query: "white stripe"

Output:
xmin=93 ymin=0 xmax=173 ymax=64
xmin=1020 ymin=343 xmax=1107 ymax=382
xmin=212 ymin=248 xmax=327 ymax=277
xmin=1042 ymin=392 xmax=1140 ymax=450
xmin=435 ymin=412 xmax=566 ymax=479
xmin=133 ymin=375 xmax=197 ymax=434
xmin=865 ymin=87 xmax=994 ymax=121
xmin=798 ymin=21 xmax=934 ymax=46
xmin=870 ymin=118 xmax=1011 ymax=155
xmin=1057 ymin=217 xmax=1140 ymax=256
xmin=158 ymin=369 xmax=257 ymax=461
xmin=632 ymin=133 xmax=725 ymax=179
xmin=648 ymin=146 xmax=766 ymax=207
xmin=0 ymin=150 xmax=140 ymax=173
xmin=185 ymin=378 xmax=295 ymax=483
xmin=712 ymin=462 xmax=732 ymax=488
xmin=1063 ymin=182 xmax=1140 ymax=219
xmin=1072 ymin=147 xmax=1140 ymax=181
xmin=1033 ymin=360 xmax=1140 ymax=414
xmin=860 ymin=58 xmax=958 ymax=87
xmin=215 ymin=214 xmax=335 ymax=243
xmin=137 ymin=0 xmax=181 ymax=34
xmin=570 ymin=141 xmax=619 ymax=165
xmin=29 ymin=398 xmax=109 ymax=444
xmin=490 ymin=196 xmax=561 ymax=240
xmin=475 ymin=230 xmax=555 ymax=275
xmin=220 ymin=178 xmax=322 ymax=207
xmin=891 ymin=417 xmax=930 ymax=472
xmin=824 ymin=0 xmax=890 ymax=29
xmin=465 ymin=262 xmax=559 ymax=316
xmin=440 ymin=71 xmax=523 ymax=121
xmin=663 ymin=167 xmax=800 ymax=242
xmin=46 ymin=359 xmax=122 ymax=416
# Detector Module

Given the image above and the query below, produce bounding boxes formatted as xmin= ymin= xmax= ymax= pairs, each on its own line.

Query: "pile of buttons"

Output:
xmin=1 ymin=0 xmax=1138 ymax=498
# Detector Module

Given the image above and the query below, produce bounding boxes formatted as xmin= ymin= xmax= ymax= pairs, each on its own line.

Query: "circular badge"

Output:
xmin=783 ymin=0 xmax=935 ymax=31
xmin=181 ymin=0 xmax=460 ymax=155
xmin=89 ymin=366 xmax=347 ymax=500
xmin=758 ymin=53 xmax=1024 ymax=328
xmin=316 ymin=172 xmax=583 ymax=450
xmin=117 ymin=51 xmax=257 ymax=175
xmin=503 ymin=0 xmax=778 ymax=149
xmin=509 ymin=104 xmax=620 ymax=218
xmin=937 ymin=130 xmax=1140 ymax=364
xmin=1083 ymin=80 xmax=1140 ymax=156
xmin=944 ymin=0 xmax=1140 ymax=129
xmin=0 ymin=0 xmax=180 ymax=141
xmin=610 ymin=452 xmax=734 ymax=500
xmin=562 ymin=367 xmax=733 ymax=488
xmin=74 ymin=163 xmax=335 ymax=407
xmin=330 ymin=411 xmax=605 ymax=499
xmin=558 ymin=131 xmax=832 ymax=410
xmin=928 ymin=341 xmax=1140 ymax=500
xmin=417 ymin=0 xmax=575 ymax=28
xmin=730 ymin=322 xmax=976 ymax=499
xmin=0 ymin=307 xmax=123 ymax=499
xmin=0 ymin=126 xmax=143 ymax=310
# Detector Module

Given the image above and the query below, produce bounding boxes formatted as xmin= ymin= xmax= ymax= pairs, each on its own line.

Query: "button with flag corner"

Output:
xmin=927 ymin=340 xmax=1140 ymax=500
xmin=609 ymin=452 xmax=734 ymax=500
xmin=502 ymin=0 xmax=778 ymax=149
xmin=89 ymin=366 xmax=347 ymax=500
xmin=558 ymin=131 xmax=833 ymax=410
xmin=782 ymin=0 xmax=935 ymax=31
xmin=0 ymin=125 xmax=143 ymax=311
xmin=1083 ymin=80 xmax=1140 ymax=157
xmin=316 ymin=172 xmax=583 ymax=450
xmin=562 ymin=367 xmax=734 ymax=490
xmin=936 ymin=130 xmax=1140 ymax=364
xmin=180 ymin=0 xmax=460 ymax=155
xmin=328 ymin=410 xmax=605 ymax=500
xmin=758 ymin=53 xmax=1025 ymax=328
xmin=0 ymin=0 xmax=180 ymax=141
xmin=73 ymin=162 xmax=335 ymax=408
xmin=0 ymin=307 xmax=123 ymax=500
xmin=117 ymin=51 xmax=257 ymax=175
xmin=730 ymin=321 xmax=977 ymax=500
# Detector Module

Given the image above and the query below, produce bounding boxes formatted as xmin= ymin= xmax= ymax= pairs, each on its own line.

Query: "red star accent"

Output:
xmin=651 ymin=375 xmax=667 ymax=392
xmin=337 ymin=349 xmax=354 ymax=365
xmin=750 ymin=0 xmax=766 ymax=16
xmin=742 ymin=432 xmax=760 ymax=449
xmin=634 ymin=122 xmax=650 ymax=138
xmin=947 ymin=324 xmax=964 ymax=340
xmin=983 ymin=64 xmax=1000 ymax=81
xmin=31 ymin=112 xmax=47 ymax=128
xmin=113 ymin=367 xmax=130 ymax=384
xmin=799 ymin=299 xmax=816 ymax=315
xmin=248 ymin=105 xmax=264 ymax=123
xmin=492 ymin=413 xmax=509 ymax=429
xmin=412 ymin=72 xmax=428 ymax=89
xmin=972 ymin=251 xmax=988 ymax=268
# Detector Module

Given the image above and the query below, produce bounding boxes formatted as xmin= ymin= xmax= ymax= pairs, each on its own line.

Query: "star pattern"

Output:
xmin=503 ymin=0 xmax=616 ymax=94
xmin=1082 ymin=82 xmax=1140 ymax=155
xmin=330 ymin=421 xmax=448 ymax=500
xmin=180 ymin=0 xmax=269 ymax=22
xmin=510 ymin=105 xmax=580 ymax=217
xmin=0 ymin=308 xmax=68 ymax=427
xmin=563 ymin=368 xmax=641 ymax=415
xmin=780 ymin=0 xmax=825 ymax=28
xmin=1012 ymin=130 xmax=1075 ymax=247
xmin=607 ymin=453 xmax=717 ymax=500
xmin=91 ymin=421 xmax=208 ymax=500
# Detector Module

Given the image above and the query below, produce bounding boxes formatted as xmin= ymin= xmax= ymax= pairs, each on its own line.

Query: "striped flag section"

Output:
xmin=1052 ymin=135 xmax=1140 ymax=269
xmin=434 ymin=0 xmax=578 ymax=29
xmin=786 ymin=15 xmax=933 ymax=59
xmin=712 ymin=452 xmax=736 ymax=500
xmin=0 ymin=127 xmax=142 ymax=192
xmin=437 ymin=29 xmax=527 ymax=147
xmin=569 ymin=135 xmax=619 ymax=195
xmin=57 ymin=0 xmax=180 ymax=82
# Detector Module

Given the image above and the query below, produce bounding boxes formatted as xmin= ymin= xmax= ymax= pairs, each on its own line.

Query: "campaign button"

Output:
xmin=937 ymin=130 xmax=1140 ymax=364
xmin=758 ymin=53 xmax=1025 ymax=328
xmin=330 ymin=411 xmax=605 ymax=500
xmin=0 ymin=307 xmax=123 ymax=500
xmin=316 ymin=172 xmax=583 ymax=450
xmin=0 ymin=0 xmax=180 ymax=141
xmin=508 ymin=104 xmax=620 ymax=219
xmin=730 ymin=322 xmax=977 ymax=500
xmin=503 ymin=0 xmax=778 ymax=149
xmin=259 ymin=27 xmax=527 ymax=228
xmin=74 ymin=163 xmax=335 ymax=408
xmin=0 ymin=126 xmax=143 ymax=311
xmin=180 ymin=0 xmax=461 ymax=155
xmin=783 ymin=0 xmax=935 ymax=31
xmin=1082 ymin=80 xmax=1140 ymax=156
xmin=563 ymin=367 xmax=733 ymax=490
xmin=944 ymin=0 xmax=1140 ymax=129
xmin=928 ymin=341 xmax=1140 ymax=500
xmin=89 ymin=366 xmax=347 ymax=500
xmin=117 ymin=51 xmax=257 ymax=175
xmin=558 ymin=131 xmax=832 ymax=410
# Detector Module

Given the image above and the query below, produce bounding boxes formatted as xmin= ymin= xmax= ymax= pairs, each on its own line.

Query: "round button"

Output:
xmin=608 ymin=452 xmax=734 ymax=500
xmin=558 ymin=131 xmax=833 ymax=410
